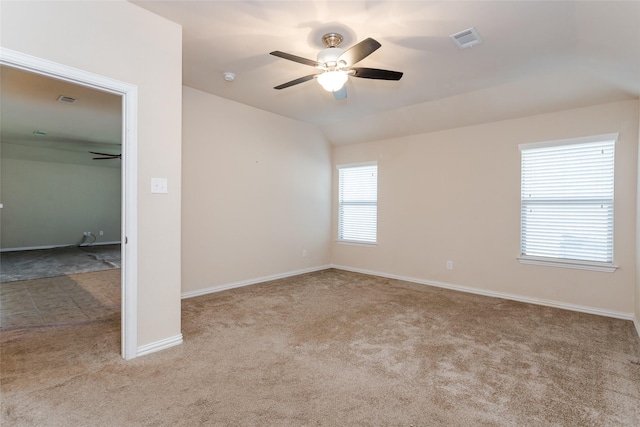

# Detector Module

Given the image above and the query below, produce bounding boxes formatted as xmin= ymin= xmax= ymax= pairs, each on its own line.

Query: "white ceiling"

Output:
xmin=1 ymin=1 xmax=638 ymax=161
xmin=132 ymin=0 xmax=640 ymax=145
xmin=1 ymin=66 xmax=122 ymax=167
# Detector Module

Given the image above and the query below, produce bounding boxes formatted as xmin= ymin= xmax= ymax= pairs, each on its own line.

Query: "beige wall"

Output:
xmin=1 ymin=1 xmax=183 ymax=346
xmin=181 ymin=86 xmax=331 ymax=293
xmin=332 ymin=100 xmax=639 ymax=315
xmin=0 ymin=153 xmax=121 ymax=249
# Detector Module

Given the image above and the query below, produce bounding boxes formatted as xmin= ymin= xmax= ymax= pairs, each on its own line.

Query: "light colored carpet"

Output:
xmin=1 ymin=269 xmax=639 ymax=425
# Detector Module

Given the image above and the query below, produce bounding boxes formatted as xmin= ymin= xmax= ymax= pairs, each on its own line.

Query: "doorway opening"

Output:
xmin=0 ymin=47 xmax=139 ymax=359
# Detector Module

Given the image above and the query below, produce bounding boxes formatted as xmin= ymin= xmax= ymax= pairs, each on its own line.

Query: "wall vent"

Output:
xmin=450 ymin=27 xmax=483 ymax=49
xmin=57 ymin=95 xmax=78 ymax=103
xmin=33 ymin=130 xmax=47 ymax=136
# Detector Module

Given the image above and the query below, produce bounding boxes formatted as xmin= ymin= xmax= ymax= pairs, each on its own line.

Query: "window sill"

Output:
xmin=517 ymin=256 xmax=617 ymax=273
xmin=337 ymin=240 xmax=377 ymax=247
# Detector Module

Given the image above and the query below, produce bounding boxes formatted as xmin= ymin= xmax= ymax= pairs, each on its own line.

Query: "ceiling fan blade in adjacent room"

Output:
xmin=270 ymin=51 xmax=321 ymax=68
xmin=333 ymin=86 xmax=348 ymax=100
xmin=89 ymin=151 xmax=121 ymax=159
xmin=351 ymin=67 xmax=403 ymax=80
xmin=338 ymin=38 xmax=381 ymax=67
xmin=274 ymin=74 xmax=319 ymax=90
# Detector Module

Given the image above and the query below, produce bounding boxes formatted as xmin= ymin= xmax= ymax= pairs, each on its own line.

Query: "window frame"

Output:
xmin=517 ymin=133 xmax=618 ymax=273
xmin=336 ymin=161 xmax=378 ymax=246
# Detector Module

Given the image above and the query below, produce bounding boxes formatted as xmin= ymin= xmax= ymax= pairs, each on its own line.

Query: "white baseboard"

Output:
xmin=179 ymin=263 xmax=637 ymax=328
xmin=137 ymin=333 xmax=183 ymax=357
xmin=181 ymin=265 xmax=332 ymax=299
xmin=1 ymin=241 xmax=121 ymax=252
xmin=331 ymin=264 xmax=635 ymax=321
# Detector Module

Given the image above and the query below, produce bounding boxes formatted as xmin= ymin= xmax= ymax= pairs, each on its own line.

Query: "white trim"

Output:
xmin=0 ymin=48 xmax=139 ymax=360
xmin=634 ymin=317 xmax=640 ymax=339
xmin=336 ymin=240 xmax=378 ymax=247
xmin=517 ymin=256 xmax=618 ymax=273
xmin=181 ymin=265 xmax=332 ymax=299
xmin=336 ymin=161 xmax=378 ymax=170
xmin=330 ymin=264 xmax=634 ymax=321
xmin=0 ymin=241 xmax=122 ymax=252
xmin=518 ymin=132 xmax=619 ymax=151
xmin=121 ymin=83 xmax=139 ymax=361
xmin=137 ymin=334 xmax=183 ymax=357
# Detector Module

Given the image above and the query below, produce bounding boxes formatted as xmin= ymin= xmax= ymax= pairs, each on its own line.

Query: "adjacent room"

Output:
xmin=0 ymin=67 xmax=122 ymax=328
xmin=1 ymin=1 xmax=639 ymax=425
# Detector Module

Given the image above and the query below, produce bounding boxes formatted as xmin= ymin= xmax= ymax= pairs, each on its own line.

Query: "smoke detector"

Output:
xmin=450 ymin=27 xmax=483 ymax=49
xmin=223 ymin=72 xmax=236 ymax=82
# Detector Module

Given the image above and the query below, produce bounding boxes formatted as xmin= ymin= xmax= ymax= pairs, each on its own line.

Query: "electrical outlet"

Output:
xmin=446 ymin=260 xmax=453 ymax=270
xmin=302 ymin=249 xmax=307 ymax=257
xmin=99 ymin=231 xmax=104 ymax=236
xmin=83 ymin=231 xmax=91 ymax=236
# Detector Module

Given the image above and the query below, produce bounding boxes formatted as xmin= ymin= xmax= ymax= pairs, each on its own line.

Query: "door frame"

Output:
xmin=1 ymin=47 xmax=139 ymax=360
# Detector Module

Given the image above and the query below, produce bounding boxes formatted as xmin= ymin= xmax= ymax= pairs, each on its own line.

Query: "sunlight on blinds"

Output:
xmin=338 ymin=163 xmax=377 ymax=244
xmin=520 ymin=138 xmax=615 ymax=264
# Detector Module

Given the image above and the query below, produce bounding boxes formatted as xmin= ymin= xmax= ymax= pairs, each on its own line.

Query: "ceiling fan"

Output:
xmin=270 ymin=33 xmax=403 ymax=100
xmin=89 ymin=151 xmax=121 ymax=160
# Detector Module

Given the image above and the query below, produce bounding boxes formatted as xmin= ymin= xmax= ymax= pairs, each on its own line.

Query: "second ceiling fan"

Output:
xmin=270 ymin=33 xmax=403 ymax=100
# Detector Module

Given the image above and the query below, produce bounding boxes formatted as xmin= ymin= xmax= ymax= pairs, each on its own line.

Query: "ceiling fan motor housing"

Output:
xmin=317 ymin=47 xmax=345 ymax=68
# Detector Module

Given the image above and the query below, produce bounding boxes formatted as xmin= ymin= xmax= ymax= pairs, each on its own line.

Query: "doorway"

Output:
xmin=0 ymin=47 xmax=138 ymax=360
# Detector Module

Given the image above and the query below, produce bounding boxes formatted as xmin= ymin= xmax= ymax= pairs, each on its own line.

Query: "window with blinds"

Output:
xmin=337 ymin=163 xmax=378 ymax=244
xmin=518 ymin=134 xmax=617 ymax=271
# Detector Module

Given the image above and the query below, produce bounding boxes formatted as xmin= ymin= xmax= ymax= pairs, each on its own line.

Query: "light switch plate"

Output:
xmin=151 ymin=177 xmax=168 ymax=194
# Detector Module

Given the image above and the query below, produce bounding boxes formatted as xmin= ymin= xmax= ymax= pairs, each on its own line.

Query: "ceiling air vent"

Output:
xmin=57 ymin=95 xmax=78 ymax=104
xmin=33 ymin=130 xmax=47 ymax=136
xmin=450 ymin=27 xmax=483 ymax=49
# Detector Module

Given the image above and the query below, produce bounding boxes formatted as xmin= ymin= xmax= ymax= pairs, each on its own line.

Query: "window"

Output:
xmin=337 ymin=162 xmax=377 ymax=244
xmin=518 ymin=134 xmax=617 ymax=272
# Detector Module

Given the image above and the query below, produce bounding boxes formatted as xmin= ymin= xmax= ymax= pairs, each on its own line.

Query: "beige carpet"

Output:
xmin=2 ymin=269 xmax=639 ymax=426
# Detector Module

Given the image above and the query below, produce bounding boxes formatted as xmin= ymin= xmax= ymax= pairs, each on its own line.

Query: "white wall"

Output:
xmin=332 ymin=100 xmax=639 ymax=316
xmin=182 ymin=86 xmax=331 ymax=294
xmin=1 ymin=149 xmax=121 ymax=250
xmin=1 ymin=1 xmax=183 ymax=348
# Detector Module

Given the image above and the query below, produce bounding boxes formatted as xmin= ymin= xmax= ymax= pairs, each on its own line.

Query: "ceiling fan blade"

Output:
xmin=270 ymin=51 xmax=321 ymax=68
xmin=89 ymin=151 xmax=120 ymax=156
xmin=351 ymin=67 xmax=403 ymax=80
xmin=338 ymin=38 xmax=381 ymax=67
xmin=274 ymin=74 xmax=319 ymax=90
xmin=333 ymin=86 xmax=348 ymax=100
xmin=89 ymin=151 xmax=121 ymax=159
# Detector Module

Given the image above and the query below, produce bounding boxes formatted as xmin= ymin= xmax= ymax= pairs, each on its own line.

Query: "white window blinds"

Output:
xmin=519 ymin=135 xmax=616 ymax=267
xmin=338 ymin=163 xmax=378 ymax=244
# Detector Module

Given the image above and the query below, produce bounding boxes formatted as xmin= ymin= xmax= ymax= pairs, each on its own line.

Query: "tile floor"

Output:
xmin=1 ymin=246 xmax=121 ymax=329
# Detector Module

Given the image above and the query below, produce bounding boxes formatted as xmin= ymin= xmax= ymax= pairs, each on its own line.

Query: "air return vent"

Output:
xmin=450 ymin=27 xmax=483 ymax=49
xmin=57 ymin=95 xmax=78 ymax=103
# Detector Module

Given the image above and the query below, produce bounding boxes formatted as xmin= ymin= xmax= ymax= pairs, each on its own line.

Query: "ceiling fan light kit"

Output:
xmin=270 ymin=32 xmax=403 ymax=99
xmin=317 ymin=70 xmax=348 ymax=92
